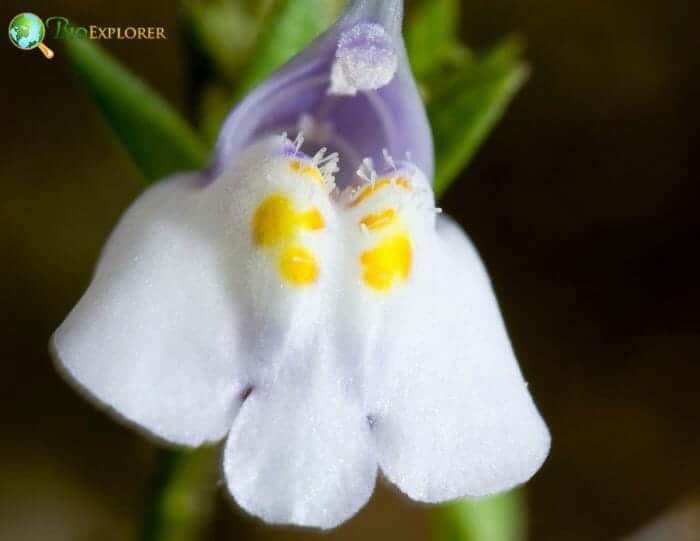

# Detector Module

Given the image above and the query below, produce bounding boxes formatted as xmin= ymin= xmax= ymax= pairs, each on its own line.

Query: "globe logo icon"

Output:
xmin=8 ymin=12 xmax=54 ymax=59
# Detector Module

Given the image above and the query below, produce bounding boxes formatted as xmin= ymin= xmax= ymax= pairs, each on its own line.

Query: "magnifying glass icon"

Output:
xmin=8 ymin=13 xmax=55 ymax=59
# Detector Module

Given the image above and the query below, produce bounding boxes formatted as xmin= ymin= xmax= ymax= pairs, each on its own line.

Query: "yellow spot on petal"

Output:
xmin=351 ymin=177 xmax=411 ymax=207
xmin=360 ymin=208 xmax=396 ymax=231
xmin=302 ymin=165 xmax=325 ymax=184
xmin=252 ymin=195 xmax=325 ymax=286
xmin=289 ymin=160 xmax=325 ymax=185
xmin=252 ymin=195 xmax=296 ymax=247
xmin=252 ymin=194 xmax=325 ymax=247
xmin=280 ymin=245 xmax=319 ymax=285
xmin=360 ymin=234 xmax=412 ymax=291
xmin=300 ymin=208 xmax=325 ymax=231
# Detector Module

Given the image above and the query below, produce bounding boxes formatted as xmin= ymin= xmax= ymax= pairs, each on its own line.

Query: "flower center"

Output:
xmin=244 ymin=144 xmax=430 ymax=293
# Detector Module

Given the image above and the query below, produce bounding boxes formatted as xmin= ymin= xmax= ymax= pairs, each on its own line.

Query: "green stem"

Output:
xmin=432 ymin=489 xmax=527 ymax=541
xmin=141 ymin=447 xmax=220 ymax=541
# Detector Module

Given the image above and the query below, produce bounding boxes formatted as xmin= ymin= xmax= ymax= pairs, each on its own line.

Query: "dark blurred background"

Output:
xmin=1 ymin=1 xmax=698 ymax=540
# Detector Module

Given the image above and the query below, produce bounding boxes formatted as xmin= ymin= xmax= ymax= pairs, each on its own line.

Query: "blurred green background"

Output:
xmin=1 ymin=0 xmax=698 ymax=540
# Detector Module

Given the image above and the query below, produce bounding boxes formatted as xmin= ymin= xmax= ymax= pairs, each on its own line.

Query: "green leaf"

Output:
xmin=181 ymin=0 xmax=263 ymax=83
xmin=64 ymin=39 xmax=208 ymax=183
xmin=432 ymin=490 xmax=527 ymax=541
xmin=482 ymin=35 xmax=526 ymax=70
xmin=406 ymin=0 xmax=469 ymax=82
xmin=197 ymin=82 xmax=238 ymax=146
xmin=236 ymin=0 xmax=338 ymax=95
xmin=429 ymin=38 xmax=528 ymax=197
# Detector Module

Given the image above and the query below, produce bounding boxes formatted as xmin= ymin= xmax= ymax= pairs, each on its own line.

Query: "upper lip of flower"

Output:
xmin=209 ymin=0 xmax=433 ymax=189
xmin=51 ymin=0 xmax=550 ymax=532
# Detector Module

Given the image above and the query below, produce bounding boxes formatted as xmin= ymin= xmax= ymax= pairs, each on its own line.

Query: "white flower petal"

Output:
xmin=223 ymin=346 xmax=377 ymax=530
xmin=216 ymin=136 xmax=341 ymax=362
xmin=52 ymin=173 xmax=248 ymax=446
xmin=370 ymin=215 xmax=550 ymax=501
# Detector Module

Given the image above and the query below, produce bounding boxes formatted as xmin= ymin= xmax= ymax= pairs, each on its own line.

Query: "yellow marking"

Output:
xmin=252 ymin=195 xmax=297 ymax=247
xmin=252 ymin=195 xmax=324 ymax=287
xmin=252 ymin=194 xmax=324 ymax=247
xmin=360 ymin=208 xmax=397 ymax=231
xmin=351 ymin=177 xmax=411 ymax=207
xmin=289 ymin=160 xmax=325 ymax=185
xmin=299 ymin=208 xmax=324 ymax=231
xmin=279 ymin=245 xmax=319 ymax=286
xmin=360 ymin=234 xmax=412 ymax=291
xmin=302 ymin=165 xmax=324 ymax=184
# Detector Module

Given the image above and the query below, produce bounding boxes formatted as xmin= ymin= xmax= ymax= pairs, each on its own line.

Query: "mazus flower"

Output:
xmin=52 ymin=0 xmax=550 ymax=530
